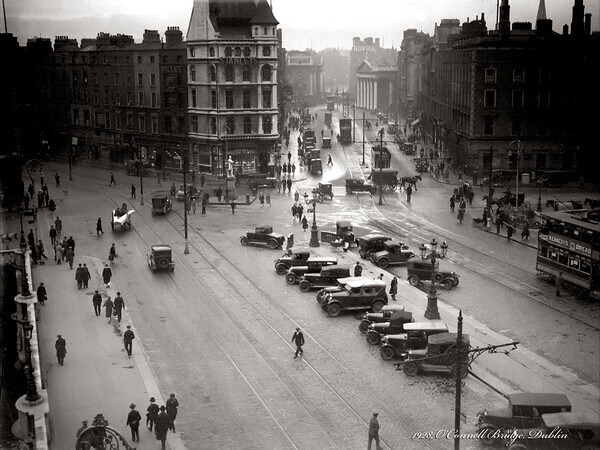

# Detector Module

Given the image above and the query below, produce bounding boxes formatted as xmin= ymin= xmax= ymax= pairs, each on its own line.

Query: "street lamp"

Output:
xmin=418 ymin=238 xmax=448 ymax=266
xmin=309 ymin=199 xmax=320 ymax=247
xmin=21 ymin=321 xmax=40 ymax=403
xmin=377 ymin=128 xmax=385 ymax=205
xmin=536 ymin=177 xmax=545 ymax=212
xmin=418 ymin=238 xmax=448 ymax=320
xmin=134 ymin=139 xmax=144 ymax=206
xmin=182 ymin=157 xmax=190 ymax=254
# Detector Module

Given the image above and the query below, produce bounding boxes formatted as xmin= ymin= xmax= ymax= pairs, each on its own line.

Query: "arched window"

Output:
xmin=209 ymin=47 xmax=215 ymax=57
xmin=225 ymin=46 xmax=232 ymax=57
xmin=225 ymin=65 xmax=234 ymax=82
xmin=254 ymin=27 xmax=258 ymax=35
xmin=263 ymin=26 xmax=268 ymax=35
xmin=209 ymin=65 xmax=217 ymax=82
xmin=243 ymin=117 xmax=252 ymax=134
xmin=262 ymin=46 xmax=271 ymax=57
xmin=190 ymin=65 xmax=196 ymax=82
xmin=242 ymin=65 xmax=252 ymax=82
xmin=261 ymin=65 xmax=272 ymax=82
xmin=234 ymin=47 xmax=242 ymax=57
xmin=243 ymin=47 xmax=251 ymax=57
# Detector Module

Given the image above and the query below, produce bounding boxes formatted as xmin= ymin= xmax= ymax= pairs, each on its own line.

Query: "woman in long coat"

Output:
xmin=103 ymin=297 xmax=114 ymax=324
xmin=301 ymin=215 xmax=309 ymax=232
xmin=102 ymin=264 xmax=112 ymax=287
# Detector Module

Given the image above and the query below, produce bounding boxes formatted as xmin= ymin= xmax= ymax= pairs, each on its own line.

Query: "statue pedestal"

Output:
xmin=225 ymin=176 xmax=237 ymax=201
xmin=424 ymin=287 xmax=441 ymax=320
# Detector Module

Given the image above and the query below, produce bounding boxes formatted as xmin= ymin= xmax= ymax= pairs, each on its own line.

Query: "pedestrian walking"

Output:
xmin=93 ymin=290 xmax=102 ymax=316
xmin=521 ymin=222 xmax=530 ymax=240
xmin=301 ymin=215 xmax=308 ymax=232
xmin=449 ymin=195 xmax=455 ymax=212
xmin=406 ymin=185 xmax=412 ymax=202
xmin=200 ymin=173 xmax=205 ymax=187
xmin=327 ymin=154 xmax=333 ymax=166
xmin=296 ymin=204 xmax=303 ymax=221
xmin=368 ymin=412 xmax=381 ymax=450
xmin=230 ymin=201 xmax=236 ymax=214
xmin=126 ymin=403 xmax=142 ymax=443
xmin=65 ymin=247 xmax=75 ymax=269
xmin=201 ymin=196 xmax=207 ymax=214
xmin=48 ymin=198 xmax=56 ymax=214
xmin=123 ymin=325 xmax=135 ymax=358
xmin=266 ymin=192 xmax=271 ymax=207
xmin=55 ymin=241 xmax=63 ymax=263
xmin=55 ymin=173 xmax=60 ymax=187
xmin=82 ymin=263 xmax=91 ymax=288
xmin=287 ymin=150 xmax=292 ymax=163
xmin=166 ymin=393 xmax=179 ymax=432
xmin=147 ymin=397 xmax=159 ymax=431
xmin=291 ymin=204 xmax=298 ymax=222
xmin=109 ymin=171 xmax=116 ymax=186
xmin=287 ymin=178 xmax=292 ymax=193
xmin=27 ymin=229 xmax=35 ymax=248
xmin=37 ymin=240 xmax=48 ymax=261
xmin=259 ymin=192 xmax=265 ymax=207
xmin=170 ymin=183 xmax=176 ymax=197
xmin=292 ymin=327 xmax=305 ymax=358
xmin=282 ymin=162 xmax=287 ymax=174
xmin=131 ymin=184 xmax=136 ymax=199
xmin=216 ymin=185 xmax=223 ymax=202
xmin=76 ymin=421 xmax=88 ymax=438
xmin=506 ymin=224 xmax=514 ymax=242
xmin=55 ymin=335 xmax=67 ymax=365
xmin=277 ymin=179 xmax=281 ymax=193
xmin=294 ymin=190 xmax=299 ymax=203
xmin=556 ymin=272 xmax=563 ymax=297
xmin=55 ymin=217 xmax=62 ymax=236
xmin=102 ymin=263 xmax=112 ymax=288
xmin=191 ymin=197 xmax=197 ymax=214
xmin=113 ymin=292 xmax=125 ymax=322
xmin=109 ymin=243 xmax=117 ymax=262
xmin=37 ymin=282 xmax=47 ymax=306
xmin=155 ymin=406 xmax=171 ymax=450
xmin=389 ymin=276 xmax=398 ymax=301
xmin=354 ymin=261 xmax=363 ymax=277
xmin=291 ymin=163 xmax=296 ymax=177
xmin=103 ymin=296 xmax=114 ymax=323
xmin=76 ymin=264 xmax=84 ymax=289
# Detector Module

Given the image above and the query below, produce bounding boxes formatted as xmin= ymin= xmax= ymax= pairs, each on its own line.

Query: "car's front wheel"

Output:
xmin=444 ymin=279 xmax=454 ymax=290
xmin=299 ymin=281 xmax=311 ymax=292
xmin=358 ymin=320 xmax=370 ymax=334
xmin=275 ymin=264 xmax=288 ymax=275
xmin=327 ymin=303 xmax=341 ymax=317
xmin=240 ymin=237 xmax=249 ymax=246
xmin=267 ymin=240 xmax=278 ymax=249
xmin=285 ymin=274 xmax=297 ymax=285
xmin=408 ymin=276 xmax=420 ymax=286
xmin=377 ymin=258 xmax=389 ymax=268
xmin=371 ymin=300 xmax=385 ymax=312
xmin=380 ymin=346 xmax=394 ymax=360
xmin=403 ymin=362 xmax=419 ymax=376
xmin=366 ymin=332 xmax=381 ymax=345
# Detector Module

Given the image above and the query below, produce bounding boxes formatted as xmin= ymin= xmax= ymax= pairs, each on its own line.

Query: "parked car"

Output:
xmin=274 ymin=249 xmax=311 ymax=275
xmin=147 ymin=245 xmax=175 ymax=272
xmin=365 ymin=309 xmax=414 ymax=345
xmin=285 ymin=257 xmax=338 ymax=285
xmin=398 ymin=332 xmax=470 ymax=378
xmin=345 ymin=178 xmax=377 ymax=195
xmin=247 ymin=174 xmax=278 ymax=190
xmin=357 ymin=234 xmax=392 ymax=259
xmin=316 ymin=276 xmax=375 ymax=303
xmin=406 ymin=259 xmax=459 ymax=290
xmin=506 ymin=412 xmax=600 ymax=449
xmin=319 ymin=279 xmax=387 ymax=317
xmin=370 ymin=241 xmax=415 ymax=268
xmin=336 ymin=221 xmax=355 ymax=246
xmin=358 ymin=304 xmax=409 ymax=334
xmin=151 ymin=195 xmax=172 ymax=215
xmin=379 ymin=322 xmax=449 ymax=360
xmin=475 ymin=393 xmax=572 ymax=446
xmin=240 ymin=226 xmax=285 ymax=249
xmin=298 ymin=266 xmax=352 ymax=292
xmin=176 ymin=184 xmax=198 ymax=201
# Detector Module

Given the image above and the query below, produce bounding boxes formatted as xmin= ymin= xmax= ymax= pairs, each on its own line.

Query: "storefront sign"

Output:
xmin=547 ymin=233 xmax=592 ymax=256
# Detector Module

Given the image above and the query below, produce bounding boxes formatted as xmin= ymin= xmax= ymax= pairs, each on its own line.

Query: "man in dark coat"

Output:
xmin=102 ymin=264 xmax=112 ymax=287
xmin=113 ymin=293 xmax=125 ymax=322
xmin=27 ymin=229 xmax=35 ymax=248
xmin=155 ymin=405 xmax=171 ymax=450
xmin=37 ymin=283 xmax=47 ymax=305
xmin=92 ymin=290 xmax=102 ymax=316
xmin=67 ymin=236 xmax=75 ymax=251
xmin=287 ymin=178 xmax=292 ymax=192
xmin=292 ymin=327 xmax=305 ymax=358
xmin=49 ymin=225 xmax=57 ymax=246
xmin=82 ymin=264 xmax=91 ymax=288
xmin=123 ymin=325 xmax=135 ymax=358
xmin=55 ymin=335 xmax=67 ymax=365
xmin=368 ymin=412 xmax=380 ymax=450
xmin=146 ymin=397 xmax=159 ymax=431
xmin=354 ymin=261 xmax=363 ymax=277
xmin=166 ymin=393 xmax=179 ymax=432
xmin=65 ymin=247 xmax=75 ymax=270
xmin=126 ymin=403 xmax=142 ymax=442
xmin=389 ymin=276 xmax=398 ymax=301
xmin=75 ymin=264 xmax=84 ymax=289
xmin=96 ymin=218 xmax=103 ymax=236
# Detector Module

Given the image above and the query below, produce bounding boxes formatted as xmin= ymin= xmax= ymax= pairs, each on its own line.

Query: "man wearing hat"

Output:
xmin=126 ymin=403 xmax=142 ymax=442
xmin=146 ymin=397 xmax=159 ymax=431
xmin=55 ymin=335 xmax=67 ymax=365
xmin=155 ymin=405 xmax=171 ymax=450
xmin=123 ymin=325 xmax=135 ymax=358
xmin=291 ymin=327 xmax=305 ymax=359
xmin=368 ymin=412 xmax=380 ymax=450
xmin=166 ymin=393 xmax=179 ymax=432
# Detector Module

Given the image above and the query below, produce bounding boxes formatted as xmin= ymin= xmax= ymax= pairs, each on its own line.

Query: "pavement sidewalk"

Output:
xmin=33 ymin=254 xmax=185 ymax=450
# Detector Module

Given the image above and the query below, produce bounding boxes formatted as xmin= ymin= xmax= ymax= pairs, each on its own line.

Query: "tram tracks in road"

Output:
xmin=106 ymin=195 xmax=437 ymax=450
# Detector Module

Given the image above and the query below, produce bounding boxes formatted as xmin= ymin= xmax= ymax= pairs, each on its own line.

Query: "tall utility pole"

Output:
xmin=362 ymin=111 xmax=365 ymax=165
xmin=378 ymin=128 xmax=384 ymax=205
xmin=454 ymin=311 xmax=464 ymax=450
xmin=352 ymin=102 xmax=356 ymax=143
xmin=183 ymin=157 xmax=189 ymax=254
xmin=488 ymin=145 xmax=493 ymax=208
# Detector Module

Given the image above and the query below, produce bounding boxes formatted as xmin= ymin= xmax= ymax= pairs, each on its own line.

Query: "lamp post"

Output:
xmin=377 ymin=128 xmax=384 ymax=205
xmin=309 ymin=199 xmax=320 ymax=247
xmin=418 ymin=238 xmax=448 ymax=320
xmin=509 ymin=139 xmax=522 ymax=208
xmin=362 ymin=111 xmax=366 ymax=165
xmin=21 ymin=321 xmax=40 ymax=403
xmin=536 ymin=177 xmax=544 ymax=212
xmin=136 ymin=139 xmax=144 ymax=206
xmin=182 ymin=157 xmax=189 ymax=254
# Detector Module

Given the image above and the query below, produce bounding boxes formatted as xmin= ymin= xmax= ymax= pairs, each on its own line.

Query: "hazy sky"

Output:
xmin=6 ymin=0 xmax=600 ymax=50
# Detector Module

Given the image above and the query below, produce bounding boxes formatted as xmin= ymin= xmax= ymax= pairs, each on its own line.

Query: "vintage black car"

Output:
xmin=248 ymin=174 xmax=278 ymax=190
xmin=406 ymin=259 xmax=459 ymax=290
xmin=476 ymin=393 xmax=572 ymax=445
xmin=379 ymin=321 xmax=449 ymax=360
xmin=319 ymin=279 xmax=387 ymax=317
xmin=274 ymin=249 xmax=310 ymax=275
xmin=370 ymin=241 xmax=415 ymax=268
xmin=240 ymin=226 xmax=285 ymax=249
xmin=151 ymin=195 xmax=172 ymax=215
xmin=317 ymin=276 xmax=370 ymax=303
xmin=365 ymin=309 xmax=414 ymax=345
xmin=397 ymin=332 xmax=470 ymax=378
xmin=147 ymin=245 xmax=175 ymax=272
xmin=285 ymin=257 xmax=338 ymax=285
xmin=336 ymin=221 xmax=355 ymax=245
xmin=298 ymin=266 xmax=352 ymax=292
xmin=357 ymin=234 xmax=392 ymax=259
xmin=317 ymin=182 xmax=333 ymax=200
xmin=345 ymin=178 xmax=377 ymax=195
xmin=358 ymin=304 xmax=409 ymax=334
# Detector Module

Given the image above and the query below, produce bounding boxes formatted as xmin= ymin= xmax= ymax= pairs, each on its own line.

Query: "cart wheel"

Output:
xmin=403 ymin=362 xmax=419 ymax=376
xmin=408 ymin=276 xmax=420 ymax=286
xmin=380 ymin=346 xmax=395 ymax=360
xmin=444 ymin=279 xmax=454 ymax=290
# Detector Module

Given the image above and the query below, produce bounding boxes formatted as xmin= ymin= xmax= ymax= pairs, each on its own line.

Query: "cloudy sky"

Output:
xmin=6 ymin=0 xmax=599 ymax=50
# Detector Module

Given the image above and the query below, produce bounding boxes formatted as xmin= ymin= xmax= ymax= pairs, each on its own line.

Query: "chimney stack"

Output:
xmin=571 ymin=0 xmax=584 ymax=36
xmin=499 ymin=0 xmax=511 ymax=36
xmin=584 ymin=13 xmax=592 ymax=36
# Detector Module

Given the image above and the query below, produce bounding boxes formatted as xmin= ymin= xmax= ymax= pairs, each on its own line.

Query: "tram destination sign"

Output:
xmin=546 ymin=233 xmax=592 ymax=256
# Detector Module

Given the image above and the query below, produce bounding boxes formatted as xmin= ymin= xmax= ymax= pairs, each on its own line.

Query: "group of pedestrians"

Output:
xmin=129 ymin=394 xmax=179 ymax=448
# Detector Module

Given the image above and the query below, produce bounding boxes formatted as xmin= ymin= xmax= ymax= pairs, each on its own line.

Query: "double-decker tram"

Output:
xmin=536 ymin=209 xmax=600 ymax=299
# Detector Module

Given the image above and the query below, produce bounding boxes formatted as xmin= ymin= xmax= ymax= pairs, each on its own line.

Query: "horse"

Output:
xmin=399 ymin=175 xmax=422 ymax=191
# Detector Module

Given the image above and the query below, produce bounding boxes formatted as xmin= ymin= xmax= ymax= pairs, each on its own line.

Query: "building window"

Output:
xmin=210 ymin=65 xmax=216 ymax=82
xmin=262 ymin=46 xmax=271 ymax=57
xmin=254 ymin=27 xmax=258 ymax=35
xmin=104 ymin=73 xmax=109 ymax=85
xmin=243 ymin=47 xmax=251 ymax=57
xmin=261 ymin=65 xmax=272 ymax=82
xmin=484 ymin=89 xmax=496 ymax=108
xmin=150 ymin=56 xmax=155 ymax=64
xmin=512 ymin=90 xmax=524 ymax=108
xmin=191 ymin=89 xmax=197 ymax=107
xmin=263 ymin=26 xmax=268 ymax=35
xmin=137 ymin=56 xmax=142 ymax=64
xmin=234 ymin=47 xmax=242 ymax=57
xmin=139 ymin=116 xmax=146 ymax=132
xmin=483 ymin=117 xmax=495 ymax=136
xmin=127 ymin=92 xmax=132 ymax=105
xmin=115 ymin=112 xmax=121 ymax=130
xmin=243 ymin=65 xmax=252 ymax=82
xmin=93 ymin=90 xmax=99 ymax=105
xmin=263 ymin=116 xmax=272 ymax=133
xmin=138 ymin=73 xmax=143 ymax=86
xmin=513 ymin=68 xmax=524 ymax=83
xmin=191 ymin=115 xmax=198 ymax=133
xmin=126 ymin=74 xmax=132 ymax=86
xmin=114 ymin=73 xmax=120 ymax=85
xmin=190 ymin=65 xmax=196 ymax=82
xmin=262 ymin=88 xmax=271 ymax=108
xmin=210 ymin=117 xmax=217 ymax=134
xmin=150 ymin=73 xmax=156 ymax=86
xmin=115 ymin=92 xmax=121 ymax=105
xmin=225 ymin=65 xmax=234 ymax=82
xmin=225 ymin=117 xmax=235 ymax=134
xmin=511 ymin=118 xmax=521 ymax=136
xmin=243 ymin=90 xmax=251 ymax=108
xmin=104 ymin=90 xmax=109 ymax=105
xmin=225 ymin=90 xmax=234 ymax=109
xmin=151 ymin=116 xmax=158 ymax=134
xmin=138 ymin=92 xmax=144 ymax=106
xmin=225 ymin=47 xmax=233 ymax=57
xmin=211 ymin=90 xmax=217 ymax=109
xmin=189 ymin=47 xmax=195 ymax=57
xmin=209 ymin=47 xmax=215 ymax=57
xmin=151 ymin=92 xmax=157 ymax=108
xmin=243 ymin=116 xmax=252 ymax=134
xmin=536 ymin=152 xmax=547 ymax=170
xmin=485 ymin=68 xmax=496 ymax=84
xmin=126 ymin=113 xmax=133 ymax=130
xmin=163 ymin=55 xmax=168 ymax=63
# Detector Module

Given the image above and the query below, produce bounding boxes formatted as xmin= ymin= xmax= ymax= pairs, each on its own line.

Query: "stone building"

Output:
xmin=186 ymin=0 xmax=279 ymax=177
xmin=285 ymin=50 xmax=323 ymax=106
xmin=349 ymin=36 xmax=396 ymax=106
